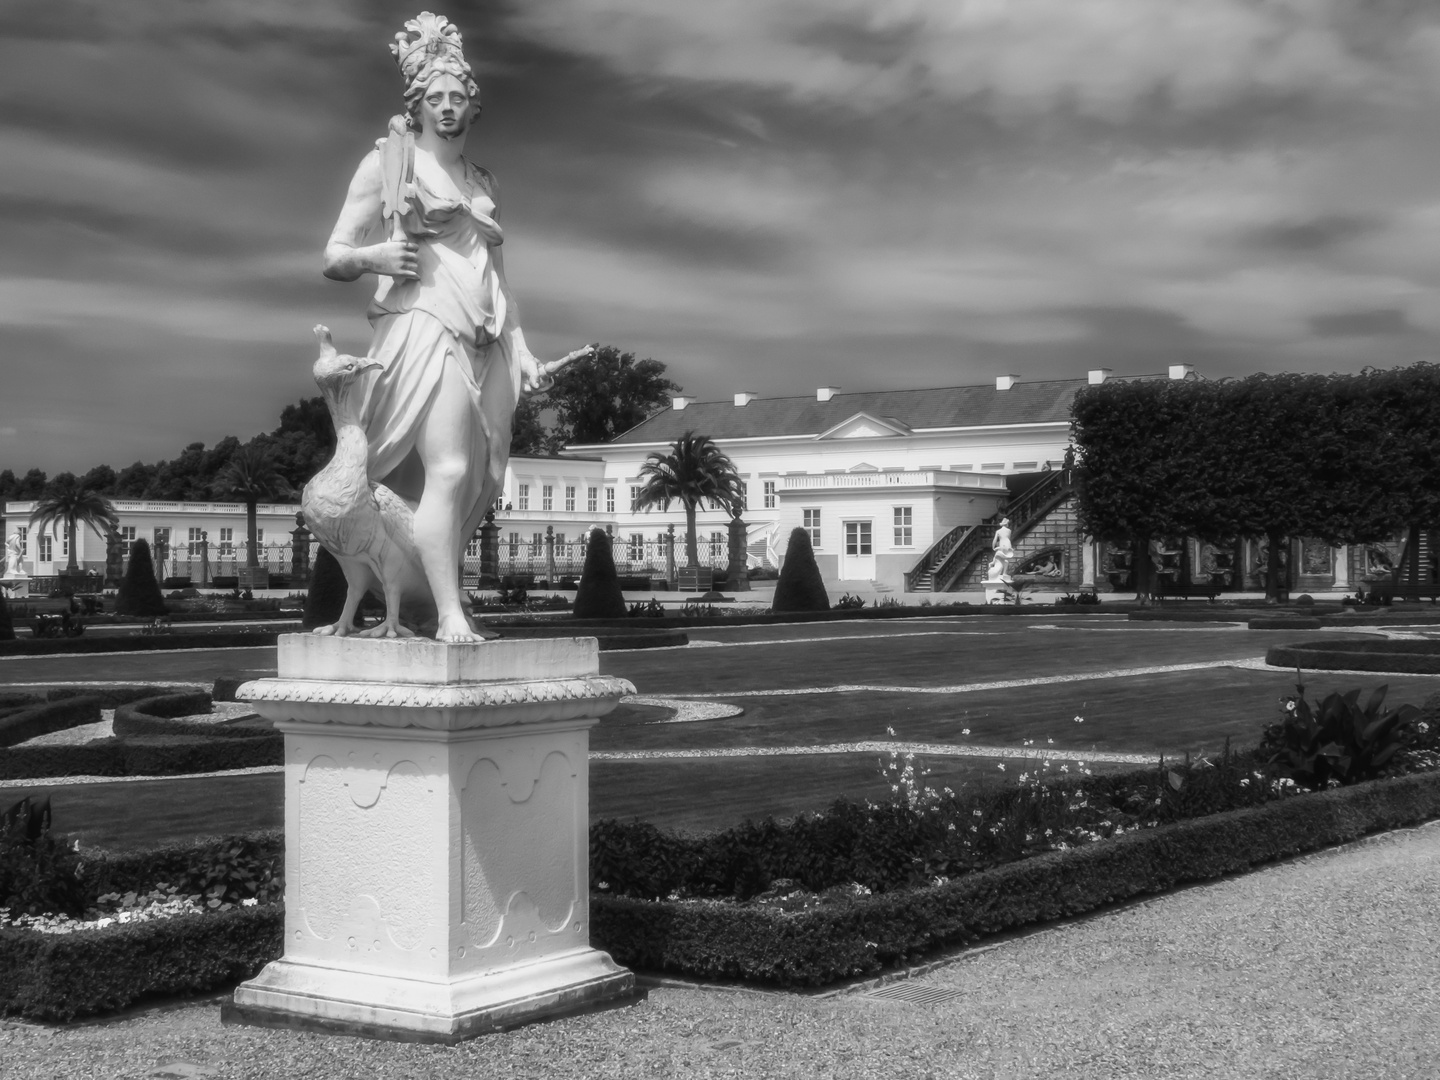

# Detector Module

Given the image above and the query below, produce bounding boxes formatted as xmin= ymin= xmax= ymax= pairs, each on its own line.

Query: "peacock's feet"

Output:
xmin=356 ymin=619 xmax=415 ymax=639
xmin=312 ymin=621 xmax=354 ymax=638
xmin=435 ymin=613 xmax=498 ymax=643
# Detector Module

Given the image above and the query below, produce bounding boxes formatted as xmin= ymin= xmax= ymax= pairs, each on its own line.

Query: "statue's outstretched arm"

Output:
xmin=323 ymin=149 xmax=419 ymax=282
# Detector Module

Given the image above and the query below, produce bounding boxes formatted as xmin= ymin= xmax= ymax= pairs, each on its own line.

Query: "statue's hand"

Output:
xmin=521 ymin=344 xmax=594 ymax=394
xmin=370 ymin=240 xmax=419 ymax=280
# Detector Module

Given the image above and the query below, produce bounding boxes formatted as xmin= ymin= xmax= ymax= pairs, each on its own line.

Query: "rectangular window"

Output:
xmin=710 ymin=531 xmax=725 ymax=559
xmin=803 ymin=509 xmax=821 ymax=548
xmin=465 ymin=534 xmax=480 ymax=558
xmin=38 ymin=533 xmax=52 ymax=563
xmin=188 ymin=527 xmax=204 ymax=555
xmin=554 ymin=532 xmax=565 ymax=548
xmin=606 ymin=487 xmax=616 ymax=513
xmin=518 ymin=483 xmax=530 ymax=511
xmin=893 ymin=506 xmax=912 ymax=547
xmin=845 ymin=520 xmax=873 ymax=556
xmin=16 ymin=527 xmax=26 ymax=557
xmin=120 ymin=526 xmax=136 ymax=543
xmin=587 ymin=486 xmax=598 ymax=513
xmin=628 ymin=533 xmax=644 ymax=561
xmin=542 ymin=485 xmax=553 ymax=512
xmin=630 ymin=485 xmax=641 ymax=511
xmin=218 ymin=527 xmax=234 ymax=556
xmin=61 ymin=533 xmax=69 ymax=557
xmin=256 ymin=529 xmax=263 ymax=545
xmin=153 ymin=528 xmax=170 ymax=558
xmin=763 ymin=480 xmax=777 ymax=509
xmin=565 ymin=485 xmax=576 ymax=512
xmin=508 ymin=531 xmax=519 ymax=556
xmin=531 ymin=532 xmax=544 ymax=549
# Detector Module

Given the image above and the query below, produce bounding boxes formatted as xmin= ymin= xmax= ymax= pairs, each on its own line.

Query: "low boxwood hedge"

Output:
xmin=4 ymin=772 xmax=1437 ymax=1018
xmin=590 ymin=769 xmax=1440 ymax=986
xmin=0 ymin=690 xmax=281 ymax=781
xmin=0 ymin=629 xmax=284 ymax=657
xmin=0 ymin=687 xmax=186 ymax=749
xmin=1267 ymin=637 xmax=1440 ymax=675
xmin=0 ymin=903 xmax=283 ymax=1021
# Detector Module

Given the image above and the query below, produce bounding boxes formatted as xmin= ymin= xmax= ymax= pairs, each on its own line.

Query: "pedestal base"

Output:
xmin=224 ymin=947 xmax=635 ymax=1043
xmin=227 ymin=634 xmax=635 ymax=1043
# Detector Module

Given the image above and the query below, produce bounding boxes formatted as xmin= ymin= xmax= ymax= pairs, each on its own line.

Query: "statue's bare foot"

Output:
xmin=434 ymin=613 xmax=498 ymax=642
xmin=312 ymin=621 xmax=353 ymax=637
xmin=357 ymin=619 xmax=415 ymax=639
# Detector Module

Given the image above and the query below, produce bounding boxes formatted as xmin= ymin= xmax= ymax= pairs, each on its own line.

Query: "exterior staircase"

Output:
xmin=904 ymin=470 xmax=1075 ymax=592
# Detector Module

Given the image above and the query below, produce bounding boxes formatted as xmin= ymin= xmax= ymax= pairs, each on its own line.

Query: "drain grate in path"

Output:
xmin=865 ymin=981 xmax=964 ymax=1005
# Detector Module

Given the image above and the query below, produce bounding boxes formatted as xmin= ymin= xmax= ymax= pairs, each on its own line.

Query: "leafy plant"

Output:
xmin=834 ymin=593 xmax=865 ymax=610
xmin=1261 ymin=678 xmax=1420 ymax=787
xmin=1 ymin=796 xmax=85 ymax=918
xmin=628 ymin=597 xmax=665 ymax=618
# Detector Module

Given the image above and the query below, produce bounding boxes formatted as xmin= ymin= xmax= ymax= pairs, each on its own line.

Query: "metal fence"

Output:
xmin=20 ymin=532 xmax=737 ymax=592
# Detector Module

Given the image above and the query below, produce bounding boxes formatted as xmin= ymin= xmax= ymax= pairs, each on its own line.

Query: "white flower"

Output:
xmin=961 ymin=728 xmax=971 ymax=736
xmin=241 ymin=898 xmax=258 ymax=908
xmin=1074 ymin=715 xmax=1085 ymax=724
xmin=997 ymin=763 xmax=1005 ymax=771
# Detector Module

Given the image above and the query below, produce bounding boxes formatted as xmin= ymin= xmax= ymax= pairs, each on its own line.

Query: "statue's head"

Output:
xmin=391 ymin=12 xmax=481 ymax=136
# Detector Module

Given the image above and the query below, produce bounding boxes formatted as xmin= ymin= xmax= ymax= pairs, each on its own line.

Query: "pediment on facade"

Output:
xmin=815 ymin=412 xmax=913 ymax=440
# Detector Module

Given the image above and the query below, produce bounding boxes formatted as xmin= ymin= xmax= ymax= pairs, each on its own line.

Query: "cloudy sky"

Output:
xmin=4 ymin=0 xmax=1440 ymax=474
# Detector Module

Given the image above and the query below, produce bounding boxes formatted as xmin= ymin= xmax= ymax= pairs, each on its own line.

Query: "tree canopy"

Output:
xmin=540 ymin=345 xmax=680 ymax=450
xmin=28 ymin=474 xmax=119 ymax=574
xmin=634 ymin=432 xmax=743 ymax=567
xmin=1072 ymin=364 xmax=1440 ymax=597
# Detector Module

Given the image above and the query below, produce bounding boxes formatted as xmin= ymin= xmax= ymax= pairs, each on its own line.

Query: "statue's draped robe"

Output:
xmin=360 ymin=156 xmax=517 ymax=549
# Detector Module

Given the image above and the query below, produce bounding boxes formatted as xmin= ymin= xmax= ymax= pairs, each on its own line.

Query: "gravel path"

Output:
xmin=3 ymin=820 xmax=1436 ymax=1079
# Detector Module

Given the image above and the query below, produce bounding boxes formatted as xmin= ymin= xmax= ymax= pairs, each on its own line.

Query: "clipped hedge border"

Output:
xmin=0 ymin=690 xmax=282 ymax=781
xmin=0 ymin=630 xmax=285 ymax=657
xmin=590 ymin=769 xmax=1440 ymax=987
xmin=1267 ymin=637 xmax=1440 ymax=675
xmin=0 ymin=687 xmax=185 ymax=750
xmin=111 ymin=692 xmax=268 ymax=740
xmin=0 ymin=903 xmax=283 ymax=1021
xmin=5 ymin=775 xmax=1438 ymax=1019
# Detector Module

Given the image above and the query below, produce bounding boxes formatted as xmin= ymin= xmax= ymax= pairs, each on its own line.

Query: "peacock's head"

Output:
xmin=311 ymin=324 xmax=382 ymax=402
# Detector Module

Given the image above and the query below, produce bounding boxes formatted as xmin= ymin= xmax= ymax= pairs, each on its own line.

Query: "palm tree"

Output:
xmin=217 ymin=443 xmax=293 ymax=572
xmin=29 ymin=474 xmax=118 ymax=578
xmin=635 ymin=431 xmax=744 ymax=567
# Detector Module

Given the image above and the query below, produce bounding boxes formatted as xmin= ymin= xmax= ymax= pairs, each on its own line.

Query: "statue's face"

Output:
xmin=418 ymin=73 xmax=472 ymax=139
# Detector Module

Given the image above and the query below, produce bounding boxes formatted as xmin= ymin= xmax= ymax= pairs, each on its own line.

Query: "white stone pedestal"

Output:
xmin=223 ymin=634 xmax=637 ymax=1043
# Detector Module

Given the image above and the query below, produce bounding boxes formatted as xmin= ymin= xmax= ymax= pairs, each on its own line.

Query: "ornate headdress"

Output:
xmin=390 ymin=12 xmax=480 ymax=121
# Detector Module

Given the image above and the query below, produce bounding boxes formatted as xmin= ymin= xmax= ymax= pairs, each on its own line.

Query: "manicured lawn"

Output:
xmin=4 ymin=616 xmax=1437 ymax=848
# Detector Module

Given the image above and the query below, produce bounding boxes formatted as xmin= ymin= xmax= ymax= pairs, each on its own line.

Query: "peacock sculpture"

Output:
xmin=302 ymin=325 xmax=438 ymax=638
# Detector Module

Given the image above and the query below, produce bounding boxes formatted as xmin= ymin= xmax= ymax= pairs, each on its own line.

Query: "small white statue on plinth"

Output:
xmin=983 ymin=516 xmax=1016 ymax=604
xmin=2 ymin=534 xmax=25 ymax=580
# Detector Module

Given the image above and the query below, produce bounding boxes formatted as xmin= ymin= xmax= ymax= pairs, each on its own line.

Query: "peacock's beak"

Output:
xmin=359 ymin=359 xmax=384 ymax=374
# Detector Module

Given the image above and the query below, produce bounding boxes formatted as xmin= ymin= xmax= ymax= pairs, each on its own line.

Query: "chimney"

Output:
xmin=733 ymin=391 xmax=758 ymax=407
xmin=670 ymin=395 xmax=691 ymax=410
xmin=816 ymin=386 xmax=840 ymax=402
xmin=995 ymin=375 xmax=1018 ymax=391
xmin=1168 ymin=364 xmax=1192 ymax=381
xmin=1088 ymin=368 xmax=1111 ymax=385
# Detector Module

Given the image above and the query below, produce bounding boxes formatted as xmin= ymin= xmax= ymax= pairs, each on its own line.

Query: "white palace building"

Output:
xmin=3 ymin=368 xmax=1392 ymax=597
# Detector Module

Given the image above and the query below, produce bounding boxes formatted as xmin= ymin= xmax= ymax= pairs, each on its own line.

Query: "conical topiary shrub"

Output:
xmin=115 ymin=538 xmax=167 ymax=617
xmin=303 ymin=547 xmax=363 ymax=630
xmin=772 ymin=527 xmax=829 ymax=612
xmin=574 ymin=529 xmax=628 ymax=619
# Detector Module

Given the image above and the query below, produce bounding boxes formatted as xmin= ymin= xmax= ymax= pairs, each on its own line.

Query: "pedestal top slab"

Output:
xmin=276 ymin=634 xmax=598 ymax=685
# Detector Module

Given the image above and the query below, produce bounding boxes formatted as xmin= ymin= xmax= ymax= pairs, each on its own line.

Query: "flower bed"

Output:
xmin=590 ymin=769 xmax=1440 ymax=985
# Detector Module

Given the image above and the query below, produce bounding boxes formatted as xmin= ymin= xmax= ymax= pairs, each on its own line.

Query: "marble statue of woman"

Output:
xmin=322 ymin=13 xmax=588 ymax=641
xmin=2 ymin=533 xmax=24 ymax=580
xmin=987 ymin=516 xmax=1014 ymax=582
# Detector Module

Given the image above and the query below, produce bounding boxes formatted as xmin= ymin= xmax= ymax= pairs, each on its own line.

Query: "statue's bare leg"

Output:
xmin=412 ymin=354 xmax=490 ymax=643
